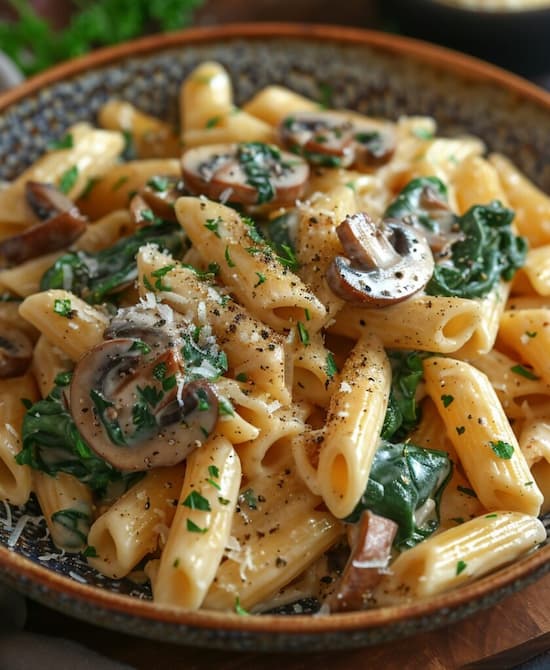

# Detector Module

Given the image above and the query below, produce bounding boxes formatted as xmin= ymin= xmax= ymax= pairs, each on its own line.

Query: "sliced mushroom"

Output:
xmin=181 ymin=142 xmax=309 ymax=206
xmin=70 ymin=337 xmax=219 ymax=471
xmin=326 ymin=212 xmax=435 ymax=306
xmin=328 ymin=510 xmax=398 ymax=612
xmin=414 ymin=183 xmax=463 ymax=257
xmin=0 ymin=327 xmax=33 ymax=378
xmin=140 ymin=176 xmax=186 ymax=221
xmin=0 ymin=182 xmax=86 ymax=268
xmin=279 ymin=112 xmax=395 ymax=170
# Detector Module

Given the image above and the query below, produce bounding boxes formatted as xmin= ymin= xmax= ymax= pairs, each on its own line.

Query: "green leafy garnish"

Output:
xmin=234 ymin=596 xmax=249 ymax=616
xmin=456 ymin=560 xmax=467 ymax=576
xmin=51 ymin=507 xmax=91 ymax=548
xmin=58 ymin=165 xmax=78 ymax=195
xmin=182 ymin=490 xmax=211 ymax=512
xmin=240 ymin=488 xmax=258 ymax=510
xmin=41 ymin=221 xmax=185 ymax=304
xmin=82 ymin=545 xmax=98 ymax=558
xmin=426 ymin=201 xmax=527 ymax=298
xmin=441 ymin=395 xmax=454 ymax=408
xmin=17 ymin=375 xmax=139 ymax=495
xmin=186 ymin=519 xmax=208 ymax=534
xmin=0 ymin=0 xmax=204 ymax=77
xmin=346 ymin=441 xmax=452 ymax=549
xmin=53 ymin=298 xmax=73 ymax=318
xmin=237 ymin=142 xmax=282 ymax=205
xmin=297 ymin=322 xmax=310 ymax=346
xmin=490 ymin=440 xmax=515 ymax=459
xmin=510 ymin=364 xmax=539 ymax=380
xmin=47 ymin=133 xmax=73 ymax=151
xmin=147 ymin=176 xmax=170 ymax=192
xmin=382 ymin=351 xmax=427 ymax=442
xmin=325 ymin=352 xmax=338 ymax=380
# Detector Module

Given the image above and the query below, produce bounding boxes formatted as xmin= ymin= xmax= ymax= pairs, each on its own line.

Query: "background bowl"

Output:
xmin=1 ymin=23 xmax=550 ymax=651
xmin=382 ymin=0 xmax=550 ymax=77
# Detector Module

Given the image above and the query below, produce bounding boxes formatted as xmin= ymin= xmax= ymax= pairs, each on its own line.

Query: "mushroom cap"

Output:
xmin=0 ymin=181 xmax=86 ymax=268
xmin=181 ymin=142 xmax=309 ymax=206
xmin=69 ymin=337 xmax=219 ymax=471
xmin=0 ymin=328 xmax=33 ymax=378
xmin=326 ymin=212 xmax=435 ymax=307
xmin=279 ymin=111 xmax=395 ymax=170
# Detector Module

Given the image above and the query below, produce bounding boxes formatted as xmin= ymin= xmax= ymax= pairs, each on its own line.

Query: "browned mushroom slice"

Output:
xmin=70 ymin=338 xmax=219 ymax=471
xmin=0 ymin=327 xmax=33 ymax=378
xmin=0 ymin=182 xmax=86 ymax=268
xmin=328 ymin=510 xmax=398 ymax=612
xmin=26 ymin=181 xmax=77 ymax=221
xmin=140 ymin=176 xmax=186 ymax=222
xmin=279 ymin=112 xmax=356 ymax=167
xmin=353 ymin=128 xmax=395 ymax=169
xmin=415 ymin=184 xmax=463 ymax=257
xmin=103 ymin=306 xmax=181 ymax=352
xmin=326 ymin=212 xmax=434 ymax=307
xmin=181 ymin=142 xmax=309 ymax=206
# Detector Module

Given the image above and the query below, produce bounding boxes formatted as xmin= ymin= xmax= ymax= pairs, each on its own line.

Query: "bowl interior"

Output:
xmin=1 ymin=25 xmax=550 ymax=650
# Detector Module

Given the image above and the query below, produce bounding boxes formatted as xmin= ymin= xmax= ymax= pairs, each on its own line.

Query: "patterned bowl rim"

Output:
xmin=1 ymin=22 xmax=550 ymax=638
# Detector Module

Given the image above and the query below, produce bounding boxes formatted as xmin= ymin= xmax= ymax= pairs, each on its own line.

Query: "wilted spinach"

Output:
xmin=40 ymin=221 xmax=185 ymax=304
xmin=17 ymin=373 xmax=140 ymax=495
xmin=346 ymin=441 xmax=452 ymax=549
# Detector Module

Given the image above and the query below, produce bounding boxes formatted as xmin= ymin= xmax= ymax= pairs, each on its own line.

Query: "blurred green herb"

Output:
xmin=0 ymin=0 xmax=204 ymax=77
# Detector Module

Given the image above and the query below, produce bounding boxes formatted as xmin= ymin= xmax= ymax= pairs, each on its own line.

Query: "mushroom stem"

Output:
xmin=336 ymin=212 xmax=402 ymax=269
xmin=328 ymin=510 xmax=398 ymax=612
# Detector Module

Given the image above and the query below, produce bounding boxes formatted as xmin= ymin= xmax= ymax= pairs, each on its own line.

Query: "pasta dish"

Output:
xmin=0 ymin=61 xmax=548 ymax=614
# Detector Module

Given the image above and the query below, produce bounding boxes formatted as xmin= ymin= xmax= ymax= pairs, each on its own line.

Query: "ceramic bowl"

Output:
xmin=382 ymin=0 xmax=550 ymax=77
xmin=1 ymin=24 xmax=550 ymax=651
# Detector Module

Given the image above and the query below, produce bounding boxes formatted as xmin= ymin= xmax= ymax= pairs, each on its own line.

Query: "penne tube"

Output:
xmin=174 ymin=196 xmax=327 ymax=333
xmin=87 ymin=466 xmax=185 ymax=579
xmin=33 ymin=471 xmax=93 ymax=552
xmin=318 ymin=332 xmax=390 ymax=518
xmin=153 ymin=436 xmax=241 ymax=608
xmin=19 ymin=290 xmax=107 ymax=361
xmin=375 ymin=512 xmax=546 ymax=604
xmin=424 ymin=357 xmax=543 ymax=515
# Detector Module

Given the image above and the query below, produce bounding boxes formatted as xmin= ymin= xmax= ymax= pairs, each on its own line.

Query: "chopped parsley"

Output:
xmin=441 ymin=395 xmax=454 ymax=408
xmin=151 ymin=264 xmax=175 ymax=291
xmin=510 ymin=364 xmax=539 ymax=380
xmin=318 ymin=82 xmax=333 ymax=109
xmin=254 ymin=272 xmax=266 ymax=287
xmin=186 ymin=519 xmax=208 ymax=534
xmin=235 ymin=373 xmax=248 ymax=383
xmin=485 ymin=513 xmax=498 ymax=519
xmin=147 ymin=176 xmax=170 ymax=192
xmin=412 ymin=127 xmax=435 ymax=140
xmin=129 ymin=339 xmax=151 ymax=355
xmin=224 ymin=245 xmax=236 ymax=267
xmin=456 ymin=426 xmax=466 ymax=435
xmin=218 ymin=397 xmax=235 ymax=416
xmin=205 ymin=115 xmax=221 ymax=129
xmin=297 ymin=322 xmax=310 ymax=346
xmin=47 ymin=133 xmax=74 ymax=150
xmin=237 ymin=142 xmax=281 ymax=205
xmin=325 ymin=352 xmax=338 ymax=380
xmin=490 ymin=440 xmax=514 ymax=459
xmin=218 ymin=496 xmax=231 ymax=506
xmin=456 ymin=560 xmax=467 ymax=576
xmin=53 ymin=298 xmax=73 ymax=318
xmin=58 ymin=165 xmax=79 ymax=195
xmin=240 ymin=488 xmax=258 ymax=510
xmin=234 ymin=596 xmax=249 ymax=616
xmin=204 ymin=217 xmax=222 ymax=237
xmin=525 ymin=331 xmax=538 ymax=338
xmin=182 ymin=490 xmax=211 ymax=512
xmin=153 ymin=361 xmax=168 ymax=381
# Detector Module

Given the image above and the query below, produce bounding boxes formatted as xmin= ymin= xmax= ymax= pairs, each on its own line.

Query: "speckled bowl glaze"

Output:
xmin=1 ymin=24 xmax=550 ymax=651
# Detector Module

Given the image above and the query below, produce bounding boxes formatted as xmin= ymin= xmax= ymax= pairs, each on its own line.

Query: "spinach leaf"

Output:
xmin=346 ymin=441 xmax=452 ymax=549
xmin=40 ymin=221 xmax=185 ymax=304
xmin=256 ymin=211 xmax=300 ymax=271
xmin=51 ymin=507 xmax=91 ymax=549
xmin=384 ymin=176 xmax=451 ymax=233
xmin=382 ymin=351 xmax=427 ymax=442
xmin=237 ymin=143 xmax=282 ymax=204
xmin=17 ymin=374 xmax=140 ymax=495
xmin=426 ymin=201 xmax=527 ymax=298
